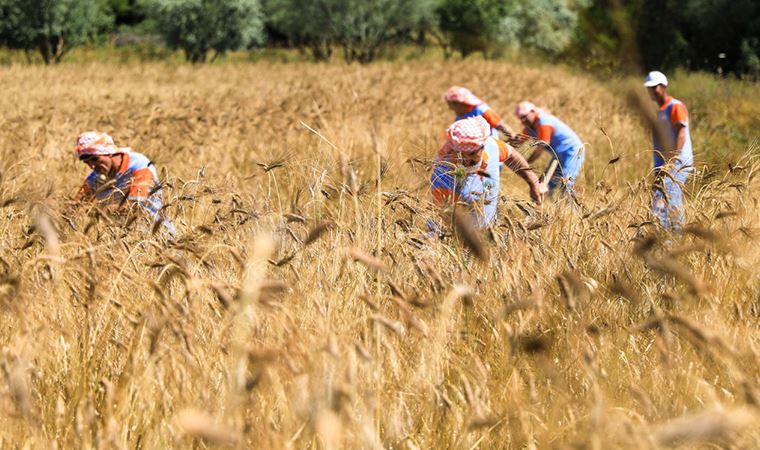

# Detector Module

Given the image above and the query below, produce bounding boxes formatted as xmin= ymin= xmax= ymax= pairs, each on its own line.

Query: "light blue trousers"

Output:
xmin=548 ymin=146 xmax=585 ymax=195
xmin=652 ymin=166 xmax=690 ymax=230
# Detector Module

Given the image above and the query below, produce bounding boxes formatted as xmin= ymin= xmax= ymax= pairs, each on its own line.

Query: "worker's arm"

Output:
xmin=494 ymin=121 xmax=515 ymax=139
xmin=75 ymin=171 xmax=107 ymax=201
xmin=503 ymin=147 xmax=546 ymax=204
xmin=675 ymin=125 xmax=686 ymax=154
xmin=482 ymin=109 xmax=516 ymax=140
xmin=526 ymin=123 xmax=554 ymax=164
xmin=74 ymin=182 xmax=91 ymax=201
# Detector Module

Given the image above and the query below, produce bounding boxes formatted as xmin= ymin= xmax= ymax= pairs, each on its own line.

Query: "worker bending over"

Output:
xmin=430 ymin=116 xmax=545 ymax=228
xmin=515 ymin=101 xmax=585 ymax=197
xmin=74 ymin=131 xmax=175 ymax=235
xmin=444 ymin=86 xmax=515 ymax=139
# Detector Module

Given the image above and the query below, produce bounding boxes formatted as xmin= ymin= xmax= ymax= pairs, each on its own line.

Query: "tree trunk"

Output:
xmin=359 ymin=47 xmax=375 ymax=64
xmin=38 ymin=43 xmax=51 ymax=64
xmin=186 ymin=49 xmax=207 ymax=63
xmin=427 ymin=30 xmax=455 ymax=60
xmin=309 ymin=41 xmax=332 ymax=61
xmin=343 ymin=46 xmax=353 ymax=64
xmin=52 ymin=35 xmax=66 ymax=64
xmin=442 ymin=43 xmax=454 ymax=60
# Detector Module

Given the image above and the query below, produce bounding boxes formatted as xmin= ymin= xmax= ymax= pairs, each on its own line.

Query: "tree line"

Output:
xmin=0 ymin=0 xmax=757 ymax=76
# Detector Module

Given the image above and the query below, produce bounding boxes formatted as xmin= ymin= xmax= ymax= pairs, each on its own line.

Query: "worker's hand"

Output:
xmin=529 ymin=183 xmax=548 ymax=205
xmin=506 ymin=135 xmax=525 ymax=147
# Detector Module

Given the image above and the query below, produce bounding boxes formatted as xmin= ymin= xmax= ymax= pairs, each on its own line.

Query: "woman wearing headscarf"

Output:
xmin=430 ymin=116 xmax=545 ymax=228
xmin=73 ymin=131 xmax=175 ymax=235
xmin=444 ymin=86 xmax=516 ymax=139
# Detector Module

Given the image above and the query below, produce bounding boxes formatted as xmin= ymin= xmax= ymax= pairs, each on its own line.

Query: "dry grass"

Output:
xmin=0 ymin=61 xmax=759 ymax=449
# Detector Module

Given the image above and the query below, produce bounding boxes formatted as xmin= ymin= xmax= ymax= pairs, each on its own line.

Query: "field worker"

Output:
xmin=430 ymin=116 xmax=546 ymax=228
xmin=644 ymin=71 xmax=694 ymax=230
xmin=444 ymin=86 xmax=516 ymax=139
xmin=515 ymin=101 xmax=585 ymax=196
xmin=74 ymin=132 xmax=175 ymax=235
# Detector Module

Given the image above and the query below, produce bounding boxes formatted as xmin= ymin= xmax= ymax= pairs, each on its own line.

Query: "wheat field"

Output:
xmin=0 ymin=61 xmax=758 ymax=449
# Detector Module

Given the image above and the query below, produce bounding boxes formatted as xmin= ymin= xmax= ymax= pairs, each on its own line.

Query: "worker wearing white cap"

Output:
xmin=644 ymin=70 xmax=694 ymax=230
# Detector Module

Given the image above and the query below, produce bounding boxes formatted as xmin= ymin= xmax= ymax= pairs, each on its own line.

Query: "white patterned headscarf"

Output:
xmin=74 ymin=131 xmax=127 ymax=157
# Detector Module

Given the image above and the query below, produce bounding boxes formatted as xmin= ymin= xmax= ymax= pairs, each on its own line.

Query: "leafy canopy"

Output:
xmin=0 ymin=0 xmax=112 ymax=63
xmin=265 ymin=0 xmax=435 ymax=63
xmin=144 ymin=0 xmax=265 ymax=63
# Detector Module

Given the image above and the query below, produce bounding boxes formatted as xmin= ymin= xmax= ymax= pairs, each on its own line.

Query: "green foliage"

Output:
xmin=434 ymin=0 xmax=507 ymax=57
xmin=499 ymin=0 xmax=583 ymax=56
xmin=331 ymin=0 xmax=436 ymax=63
xmin=144 ymin=0 xmax=265 ymax=63
xmin=0 ymin=0 xmax=757 ymax=76
xmin=263 ymin=0 xmax=336 ymax=60
xmin=434 ymin=0 xmax=582 ymax=58
xmin=571 ymin=0 xmax=760 ymax=77
xmin=566 ymin=1 xmax=633 ymax=74
xmin=634 ymin=0 xmax=691 ymax=73
xmin=678 ymin=0 xmax=760 ymax=77
xmin=738 ymin=38 xmax=760 ymax=77
xmin=0 ymin=0 xmax=113 ymax=63
xmin=265 ymin=0 xmax=435 ymax=63
xmin=106 ymin=0 xmax=145 ymax=26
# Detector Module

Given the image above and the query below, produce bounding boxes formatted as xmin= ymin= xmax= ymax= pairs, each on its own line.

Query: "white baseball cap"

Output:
xmin=644 ymin=71 xmax=668 ymax=87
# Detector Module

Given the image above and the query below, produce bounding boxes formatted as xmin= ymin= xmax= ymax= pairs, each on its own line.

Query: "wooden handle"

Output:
xmin=540 ymin=159 xmax=559 ymax=190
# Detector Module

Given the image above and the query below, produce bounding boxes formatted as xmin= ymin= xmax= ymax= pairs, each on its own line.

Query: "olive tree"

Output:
xmin=330 ymin=0 xmax=436 ymax=63
xmin=144 ymin=0 xmax=265 ymax=63
xmin=265 ymin=0 xmax=436 ymax=63
xmin=434 ymin=0 xmax=508 ymax=57
xmin=435 ymin=0 xmax=583 ymax=58
xmin=500 ymin=0 xmax=584 ymax=56
xmin=263 ymin=0 xmax=336 ymax=60
xmin=0 ymin=0 xmax=112 ymax=63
